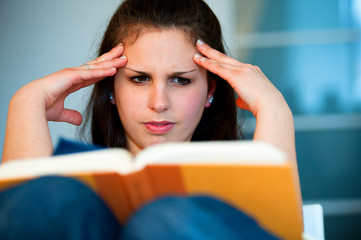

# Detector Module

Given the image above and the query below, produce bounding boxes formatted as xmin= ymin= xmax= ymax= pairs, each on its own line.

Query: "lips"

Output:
xmin=143 ymin=121 xmax=175 ymax=134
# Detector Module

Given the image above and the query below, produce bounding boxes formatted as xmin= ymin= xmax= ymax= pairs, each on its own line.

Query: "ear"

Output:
xmin=205 ymin=80 xmax=216 ymax=108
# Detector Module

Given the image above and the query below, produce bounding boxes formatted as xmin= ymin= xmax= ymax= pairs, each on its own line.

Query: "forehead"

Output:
xmin=123 ymin=29 xmax=198 ymax=69
xmin=123 ymin=27 xmax=194 ymax=45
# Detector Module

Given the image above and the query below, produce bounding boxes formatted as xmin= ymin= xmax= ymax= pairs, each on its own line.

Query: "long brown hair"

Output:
xmin=83 ymin=0 xmax=242 ymax=148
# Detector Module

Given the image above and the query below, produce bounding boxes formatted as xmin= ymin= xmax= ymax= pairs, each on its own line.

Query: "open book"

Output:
xmin=0 ymin=140 xmax=303 ymax=240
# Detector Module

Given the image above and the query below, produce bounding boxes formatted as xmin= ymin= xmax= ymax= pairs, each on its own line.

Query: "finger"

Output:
xmin=88 ymin=43 xmax=124 ymax=64
xmin=51 ymin=67 xmax=118 ymax=96
xmin=66 ymin=76 xmax=106 ymax=95
xmin=65 ymin=67 xmax=118 ymax=81
xmin=196 ymin=40 xmax=241 ymax=66
xmin=193 ymin=54 xmax=235 ymax=81
xmin=71 ymin=68 xmax=119 ymax=88
xmin=55 ymin=109 xmax=83 ymax=126
xmin=236 ymin=97 xmax=251 ymax=111
xmin=78 ymin=56 xmax=127 ymax=70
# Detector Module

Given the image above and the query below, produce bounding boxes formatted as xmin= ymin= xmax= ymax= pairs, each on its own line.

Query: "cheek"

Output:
xmin=119 ymin=97 xmax=144 ymax=119
xmin=177 ymin=89 xmax=207 ymax=120
xmin=114 ymin=85 xmax=145 ymax=120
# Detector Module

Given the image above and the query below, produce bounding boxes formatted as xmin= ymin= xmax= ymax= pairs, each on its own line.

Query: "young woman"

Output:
xmin=2 ymin=0 xmax=295 ymax=164
xmin=0 ymin=0 xmax=295 ymax=239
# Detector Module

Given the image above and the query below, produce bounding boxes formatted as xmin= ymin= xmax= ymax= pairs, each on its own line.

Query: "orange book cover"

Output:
xmin=0 ymin=141 xmax=303 ymax=240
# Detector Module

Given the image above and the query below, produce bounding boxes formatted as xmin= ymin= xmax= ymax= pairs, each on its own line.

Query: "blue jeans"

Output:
xmin=0 ymin=176 xmax=278 ymax=240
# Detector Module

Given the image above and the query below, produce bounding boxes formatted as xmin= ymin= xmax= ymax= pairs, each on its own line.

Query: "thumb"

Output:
xmin=236 ymin=97 xmax=251 ymax=112
xmin=55 ymin=109 xmax=83 ymax=126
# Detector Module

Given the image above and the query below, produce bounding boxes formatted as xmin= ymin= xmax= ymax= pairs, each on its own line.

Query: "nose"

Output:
xmin=148 ymin=82 xmax=170 ymax=112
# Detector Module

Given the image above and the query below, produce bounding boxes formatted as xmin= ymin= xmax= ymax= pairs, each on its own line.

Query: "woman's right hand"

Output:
xmin=24 ymin=43 xmax=127 ymax=125
xmin=2 ymin=44 xmax=127 ymax=162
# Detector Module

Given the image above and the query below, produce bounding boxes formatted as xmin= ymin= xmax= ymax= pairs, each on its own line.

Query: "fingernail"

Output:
xmin=197 ymin=39 xmax=205 ymax=45
xmin=111 ymin=68 xmax=117 ymax=70
xmin=194 ymin=54 xmax=206 ymax=62
xmin=120 ymin=55 xmax=127 ymax=59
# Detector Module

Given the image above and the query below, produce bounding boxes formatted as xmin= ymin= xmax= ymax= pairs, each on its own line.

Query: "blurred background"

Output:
xmin=0 ymin=0 xmax=360 ymax=239
xmin=225 ymin=1 xmax=361 ymax=239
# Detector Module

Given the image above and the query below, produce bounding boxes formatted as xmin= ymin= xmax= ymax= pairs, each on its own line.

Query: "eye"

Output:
xmin=131 ymin=75 xmax=149 ymax=83
xmin=171 ymin=77 xmax=191 ymax=86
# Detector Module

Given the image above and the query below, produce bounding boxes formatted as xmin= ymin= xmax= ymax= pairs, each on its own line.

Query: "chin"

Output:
xmin=145 ymin=136 xmax=183 ymax=147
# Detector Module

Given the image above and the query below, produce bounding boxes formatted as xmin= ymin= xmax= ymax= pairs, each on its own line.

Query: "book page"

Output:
xmin=134 ymin=140 xmax=287 ymax=167
xmin=0 ymin=148 xmax=134 ymax=180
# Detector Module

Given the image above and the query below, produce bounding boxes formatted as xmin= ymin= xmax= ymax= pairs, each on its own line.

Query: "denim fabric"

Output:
xmin=0 ymin=176 xmax=121 ymax=240
xmin=123 ymin=195 xmax=279 ymax=240
xmin=0 ymin=176 xmax=278 ymax=240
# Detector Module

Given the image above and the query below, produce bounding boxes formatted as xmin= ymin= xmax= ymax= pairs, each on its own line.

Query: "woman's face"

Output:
xmin=114 ymin=29 xmax=214 ymax=155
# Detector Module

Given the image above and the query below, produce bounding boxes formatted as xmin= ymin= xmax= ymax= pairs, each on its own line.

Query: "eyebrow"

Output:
xmin=125 ymin=67 xmax=197 ymax=76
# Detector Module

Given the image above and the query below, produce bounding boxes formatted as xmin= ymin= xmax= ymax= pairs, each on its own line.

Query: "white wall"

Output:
xmin=0 ymin=0 xmax=233 ymax=158
xmin=0 ymin=0 xmax=122 ymax=158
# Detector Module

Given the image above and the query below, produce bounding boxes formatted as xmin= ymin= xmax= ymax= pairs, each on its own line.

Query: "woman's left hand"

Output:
xmin=193 ymin=40 xmax=286 ymax=117
xmin=193 ymin=40 xmax=296 ymax=165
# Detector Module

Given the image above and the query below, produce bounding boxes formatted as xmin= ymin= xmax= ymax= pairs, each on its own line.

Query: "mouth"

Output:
xmin=143 ymin=121 xmax=175 ymax=134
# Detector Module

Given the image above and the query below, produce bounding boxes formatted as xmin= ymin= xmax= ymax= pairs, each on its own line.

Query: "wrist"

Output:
xmin=4 ymin=84 xmax=53 ymax=161
xmin=253 ymin=91 xmax=292 ymax=120
xmin=10 ymin=83 xmax=47 ymax=112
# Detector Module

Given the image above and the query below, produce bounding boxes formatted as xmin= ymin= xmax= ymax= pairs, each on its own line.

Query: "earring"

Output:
xmin=110 ymin=93 xmax=115 ymax=104
xmin=209 ymin=96 xmax=214 ymax=104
